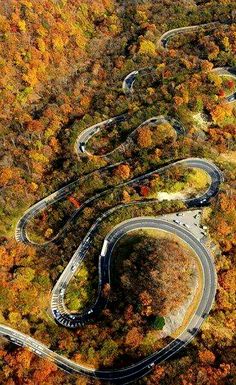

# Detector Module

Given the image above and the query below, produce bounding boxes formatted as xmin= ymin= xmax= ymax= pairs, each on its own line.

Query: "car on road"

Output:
xmin=79 ymin=142 xmax=85 ymax=152
xmin=59 ymin=287 xmax=65 ymax=295
xmin=173 ymin=219 xmax=181 ymax=224
xmin=35 ymin=349 xmax=42 ymax=355
xmin=227 ymin=94 xmax=236 ymax=102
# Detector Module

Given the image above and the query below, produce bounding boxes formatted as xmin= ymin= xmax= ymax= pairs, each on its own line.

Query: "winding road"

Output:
xmin=1 ymin=20 xmax=234 ymax=384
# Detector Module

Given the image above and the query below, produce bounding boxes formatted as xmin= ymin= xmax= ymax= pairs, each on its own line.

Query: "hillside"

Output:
xmin=0 ymin=1 xmax=235 ymax=385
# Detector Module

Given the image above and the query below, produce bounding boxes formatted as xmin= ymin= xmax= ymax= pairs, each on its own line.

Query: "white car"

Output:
xmin=35 ymin=349 xmax=42 ymax=356
xmin=173 ymin=219 xmax=181 ymax=224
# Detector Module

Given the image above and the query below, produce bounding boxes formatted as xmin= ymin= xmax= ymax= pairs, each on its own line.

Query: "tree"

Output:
xmin=137 ymin=126 xmax=152 ymax=148
xmin=140 ymin=185 xmax=150 ymax=197
xmin=114 ymin=164 xmax=131 ymax=180
xmin=138 ymin=39 xmax=157 ymax=57
xmin=153 ymin=316 xmax=165 ymax=330
xmin=199 ymin=349 xmax=216 ymax=364
xmin=125 ymin=327 xmax=143 ymax=349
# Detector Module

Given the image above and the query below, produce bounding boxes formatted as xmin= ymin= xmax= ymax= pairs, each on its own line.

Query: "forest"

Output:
xmin=0 ymin=0 xmax=236 ymax=384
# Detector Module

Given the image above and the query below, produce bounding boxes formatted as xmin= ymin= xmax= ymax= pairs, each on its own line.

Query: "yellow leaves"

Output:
xmin=80 ymin=95 xmax=92 ymax=109
xmin=92 ymin=1 xmax=106 ymax=16
xmin=18 ymin=19 xmax=26 ymax=33
xmin=155 ymin=148 xmax=162 ymax=159
xmin=29 ymin=182 xmax=38 ymax=192
xmin=75 ymin=30 xmax=87 ymax=49
xmin=140 ymin=330 xmax=161 ymax=355
xmin=201 ymin=60 xmax=214 ymax=72
xmin=20 ymin=0 xmax=32 ymax=8
xmin=109 ymin=23 xmax=119 ymax=34
xmin=102 ymin=0 xmax=115 ymax=10
xmin=0 ymin=56 xmax=6 ymax=67
xmin=22 ymin=67 xmax=38 ymax=87
xmin=37 ymin=38 xmax=46 ymax=53
xmin=15 ymin=86 xmax=28 ymax=104
xmin=156 ymin=63 xmax=165 ymax=74
xmin=77 ymin=5 xmax=94 ymax=34
xmin=175 ymin=85 xmax=190 ymax=104
xmin=211 ymin=103 xmax=233 ymax=124
xmin=136 ymin=10 xmax=148 ymax=23
xmin=44 ymin=228 xmax=53 ymax=239
xmin=9 ymin=311 xmax=22 ymax=326
xmin=108 ymin=15 xmax=121 ymax=34
xmin=14 ymin=267 xmax=35 ymax=287
xmin=208 ymin=45 xmax=219 ymax=60
xmin=29 ymin=150 xmax=49 ymax=164
xmin=0 ymin=167 xmax=22 ymax=187
xmin=147 ymin=87 xmax=155 ymax=96
xmin=76 ymin=265 xmax=88 ymax=281
xmin=52 ymin=35 xmax=64 ymax=51
xmin=122 ymin=190 xmax=131 ymax=203
xmin=37 ymin=25 xmax=47 ymax=37
xmin=0 ymin=168 xmax=14 ymax=186
xmin=44 ymin=127 xmax=56 ymax=139
xmin=209 ymin=73 xmax=222 ymax=88
xmin=180 ymin=58 xmax=192 ymax=70
xmin=0 ymin=15 xmax=9 ymax=33
xmin=60 ymin=103 xmax=72 ymax=115
xmin=222 ymin=36 xmax=230 ymax=51
xmin=44 ymin=117 xmax=62 ymax=139
xmin=138 ymin=39 xmax=156 ymax=57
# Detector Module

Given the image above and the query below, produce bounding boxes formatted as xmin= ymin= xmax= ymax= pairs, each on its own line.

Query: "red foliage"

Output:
xmin=226 ymin=80 xmax=234 ymax=89
xmin=67 ymin=196 xmax=80 ymax=208
xmin=218 ymin=89 xmax=225 ymax=97
xmin=140 ymin=185 xmax=150 ymax=197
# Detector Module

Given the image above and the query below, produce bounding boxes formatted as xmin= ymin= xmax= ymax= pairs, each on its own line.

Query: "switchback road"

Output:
xmin=1 ymin=20 xmax=234 ymax=384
